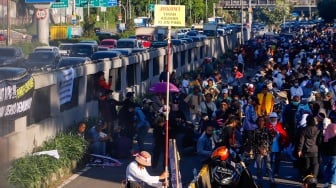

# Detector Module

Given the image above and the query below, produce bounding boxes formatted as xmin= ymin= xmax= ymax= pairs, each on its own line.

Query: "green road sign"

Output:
xmin=75 ymin=0 xmax=87 ymax=7
xmin=148 ymin=3 xmax=154 ymax=11
xmin=51 ymin=0 xmax=69 ymax=8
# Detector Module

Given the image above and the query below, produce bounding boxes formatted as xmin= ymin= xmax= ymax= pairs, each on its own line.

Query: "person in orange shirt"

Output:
xmin=257 ymin=85 xmax=274 ymax=116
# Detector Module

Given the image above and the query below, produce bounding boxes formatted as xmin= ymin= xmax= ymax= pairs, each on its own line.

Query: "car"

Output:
xmin=59 ymin=43 xmax=73 ymax=56
xmin=0 ymin=67 xmax=27 ymax=81
xmin=150 ymin=41 xmax=168 ymax=48
xmin=34 ymin=46 xmax=61 ymax=58
xmin=0 ymin=47 xmax=25 ymax=67
xmin=116 ymin=38 xmax=142 ymax=48
xmin=25 ymin=51 xmax=60 ymax=72
xmin=110 ymin=48 xmax=133 ymax=56
xmin=78 ymin=40 xmax=99 ymax=46
xmin=70 ymin=43 xmax=98 ymax=58
xmin=0 ymin=33 xmax=6 ymax=41
xmin=99 ymin=39 xmax=117 ymax=49
xmin=56 ymin=57 xmax=90 ymax=69
xmin=179 ymin=37 xmax=194 ymax=43
xmin=91 ymin=51 xmax=122 ymax=61
xmin=96 ymin=31 xmax=119 ymax=41
xmin=171 ymin=39 xmax=186 ymax=46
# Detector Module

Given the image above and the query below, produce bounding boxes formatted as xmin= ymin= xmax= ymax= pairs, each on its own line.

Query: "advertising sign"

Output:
xmin=154 ymin=5 xmax=185 ymax=27
xmin=0 ymin=75 xmax=34 ymax=120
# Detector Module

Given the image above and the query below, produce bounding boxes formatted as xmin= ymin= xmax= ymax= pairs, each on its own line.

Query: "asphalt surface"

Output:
xmin=57 ymin=128 xmax=324 ymax=188
xmin=58 ymin=66 xmax=324 ymax=188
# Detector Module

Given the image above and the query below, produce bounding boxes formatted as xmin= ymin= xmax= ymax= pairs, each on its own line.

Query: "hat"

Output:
xmin=126 ymin=92 xmax=134 ymax=98
xmin=222 ymin=88 xmax=228 ymax=94
xmin=142 ymin=98 xmax=153 ymax=104
xmin=269 ymin=112 xmax=278 ymax=118
xmin=134 ymin=151 xmax=152 ymax=166
xmin=302 ymin=175 xmax=317 ymax=185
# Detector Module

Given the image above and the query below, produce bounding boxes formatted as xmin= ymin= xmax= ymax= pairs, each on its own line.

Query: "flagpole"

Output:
xmin=164 ymin=25 xmax=171 ymax=188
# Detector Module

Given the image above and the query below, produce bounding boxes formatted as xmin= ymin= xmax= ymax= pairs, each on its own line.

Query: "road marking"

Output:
xmin=56 ymin=166 xmax=91 ymax=188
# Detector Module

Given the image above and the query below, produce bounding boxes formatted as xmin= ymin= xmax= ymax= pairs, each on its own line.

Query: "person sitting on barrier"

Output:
xmin=126 ymin=151 xmax=169 ymax=188
xmin=87 ymin=120 xmax=111 ymax=156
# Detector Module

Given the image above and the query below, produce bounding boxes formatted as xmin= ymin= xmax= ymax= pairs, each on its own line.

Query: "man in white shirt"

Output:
xmin=126 ymin=151 xmax=168 ymax=188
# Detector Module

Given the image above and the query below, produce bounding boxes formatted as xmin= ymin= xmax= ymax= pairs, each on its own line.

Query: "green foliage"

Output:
xmin=255 ymin=1 xmax=292 ymax=29
xmin=82 ymin=15 xmax=97 ymax=37
xmin=317 ymin=0 xmax=336 ymax=23
xmin=7 ymin=129 xmax=88 ymax=188
xmin=119 ymin=30 xmax=135 ymax=38
xmin=11 ymin=42 xmax=45 ymax=57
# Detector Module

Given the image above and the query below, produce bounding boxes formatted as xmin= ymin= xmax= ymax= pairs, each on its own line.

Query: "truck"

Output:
xmin=135 ymin=27 xmax=168 ymax=48
xmin=203 ymin=23 xmax=218 ymax=37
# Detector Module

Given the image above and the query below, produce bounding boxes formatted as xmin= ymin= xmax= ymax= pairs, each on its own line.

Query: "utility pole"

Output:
xmin=6 ymin=0 xmax=10 ymax=46
xmin=241 ymin=0 xmax=244 ymax=44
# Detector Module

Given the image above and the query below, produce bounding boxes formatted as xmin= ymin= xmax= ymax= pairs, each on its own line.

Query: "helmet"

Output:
xmin=211 ymin=146 xmax=229 ymax=161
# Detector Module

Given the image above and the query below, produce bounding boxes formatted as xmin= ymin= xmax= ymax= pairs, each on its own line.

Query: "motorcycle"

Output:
xmin=208 ymin=146 xmax=258 ymax=188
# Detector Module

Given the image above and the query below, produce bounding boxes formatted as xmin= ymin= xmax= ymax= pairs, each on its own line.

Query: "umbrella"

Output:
xmin=149 ymin=82 xmax=179 ymax=93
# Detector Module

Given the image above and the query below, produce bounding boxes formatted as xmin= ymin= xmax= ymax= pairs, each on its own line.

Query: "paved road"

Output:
xmin=58 ymin=65 xmax=324 ymax=188
xmin=58 ymin=128 xmax=324 ymax=188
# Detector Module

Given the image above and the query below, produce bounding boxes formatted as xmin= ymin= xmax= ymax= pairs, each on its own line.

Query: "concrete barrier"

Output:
xmin=0 ymin=34 xmax=238 ymax=186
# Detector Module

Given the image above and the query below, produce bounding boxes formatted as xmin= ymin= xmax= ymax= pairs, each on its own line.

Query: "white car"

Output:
xmin=34 ymin=46 xmax=60 ymax=58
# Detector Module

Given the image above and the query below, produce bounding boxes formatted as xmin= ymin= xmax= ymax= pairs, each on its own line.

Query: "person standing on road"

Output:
xmin=126 ymin=151 xmax=168 ymax=188
xmin=297 ymin=115 xmax=320 ymax=178
xmin=253 ymin=116 xmax=275 ymax=186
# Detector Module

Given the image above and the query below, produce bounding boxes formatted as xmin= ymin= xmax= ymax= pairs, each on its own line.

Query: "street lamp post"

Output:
xmin=119 ymin=1 xmax=127 ymax=24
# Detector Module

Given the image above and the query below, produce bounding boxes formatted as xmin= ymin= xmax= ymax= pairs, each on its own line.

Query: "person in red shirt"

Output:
xmin=97 ymin=71 xmax=112 ymax=91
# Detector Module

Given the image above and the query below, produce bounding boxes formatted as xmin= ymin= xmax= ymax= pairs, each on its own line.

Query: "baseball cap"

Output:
xmin=269 ymin=112 xmax=278 ymax=118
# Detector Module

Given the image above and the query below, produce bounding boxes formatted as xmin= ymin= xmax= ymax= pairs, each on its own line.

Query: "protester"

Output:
xmin=266 ymin=112 xmax=289 ymax=176
xmin=297 ymin=115 xmax=320 ymax=178
xmin=253 ymin=116 xmax=275 ymax=186
xmin=125 ymin=151 xmax=168 ymax=188
xmin=257 ymin=85 xmax=275 ymax=116
xmin=196 ymin=124 xmax=215 ymax=163
xmin=87 ymin=120 xmax=111 ymax=155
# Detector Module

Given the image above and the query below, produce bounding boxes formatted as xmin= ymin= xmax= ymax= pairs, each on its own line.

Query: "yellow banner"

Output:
xmin=154 ymin=5 xmax=185 ymax=27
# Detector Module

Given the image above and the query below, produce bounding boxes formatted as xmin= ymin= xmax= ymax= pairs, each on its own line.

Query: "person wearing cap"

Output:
xmin=216 ymin=88 xmax=232 ymax=106
xmin=302 ymin=175 xmax=317 ymax=188
xmin=126 ymin=151 xmax=169 ymax=188
xmin=266 ymin=112 xmax=289 ymax=177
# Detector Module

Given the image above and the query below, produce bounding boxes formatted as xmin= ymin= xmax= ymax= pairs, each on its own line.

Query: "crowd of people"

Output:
xmin=78 ymin=22 xmax=336 ymax=188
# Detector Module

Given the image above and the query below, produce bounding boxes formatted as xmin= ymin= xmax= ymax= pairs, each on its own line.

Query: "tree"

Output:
xmin=317 ymin=0 xmax=336 ymax=23
xmin=256 ymin=0 xmax=292 ymax=31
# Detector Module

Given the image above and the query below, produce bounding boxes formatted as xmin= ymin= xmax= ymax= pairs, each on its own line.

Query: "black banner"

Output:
xmin=0 ymin=74 xmax=34 ymax=121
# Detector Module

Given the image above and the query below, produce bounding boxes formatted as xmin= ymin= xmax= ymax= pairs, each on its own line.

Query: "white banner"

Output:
xmin=59 ymin=68 xmax=74 ymax=105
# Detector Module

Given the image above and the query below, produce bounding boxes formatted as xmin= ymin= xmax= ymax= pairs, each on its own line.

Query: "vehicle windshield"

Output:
xmin=59 ymin=45 xmax=72 ymax=50
xmin=71 ymin=45 xmax=92 ymax=57
xmin=101 ymin=41 xmax=116 ymax=45
xmin=117 ymin=41 xmax=134 ymax=48
xmin=0 ymin=49 xmax=15 ymax=57
xmin=28 ymin=53 xmax=55 ymax=64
